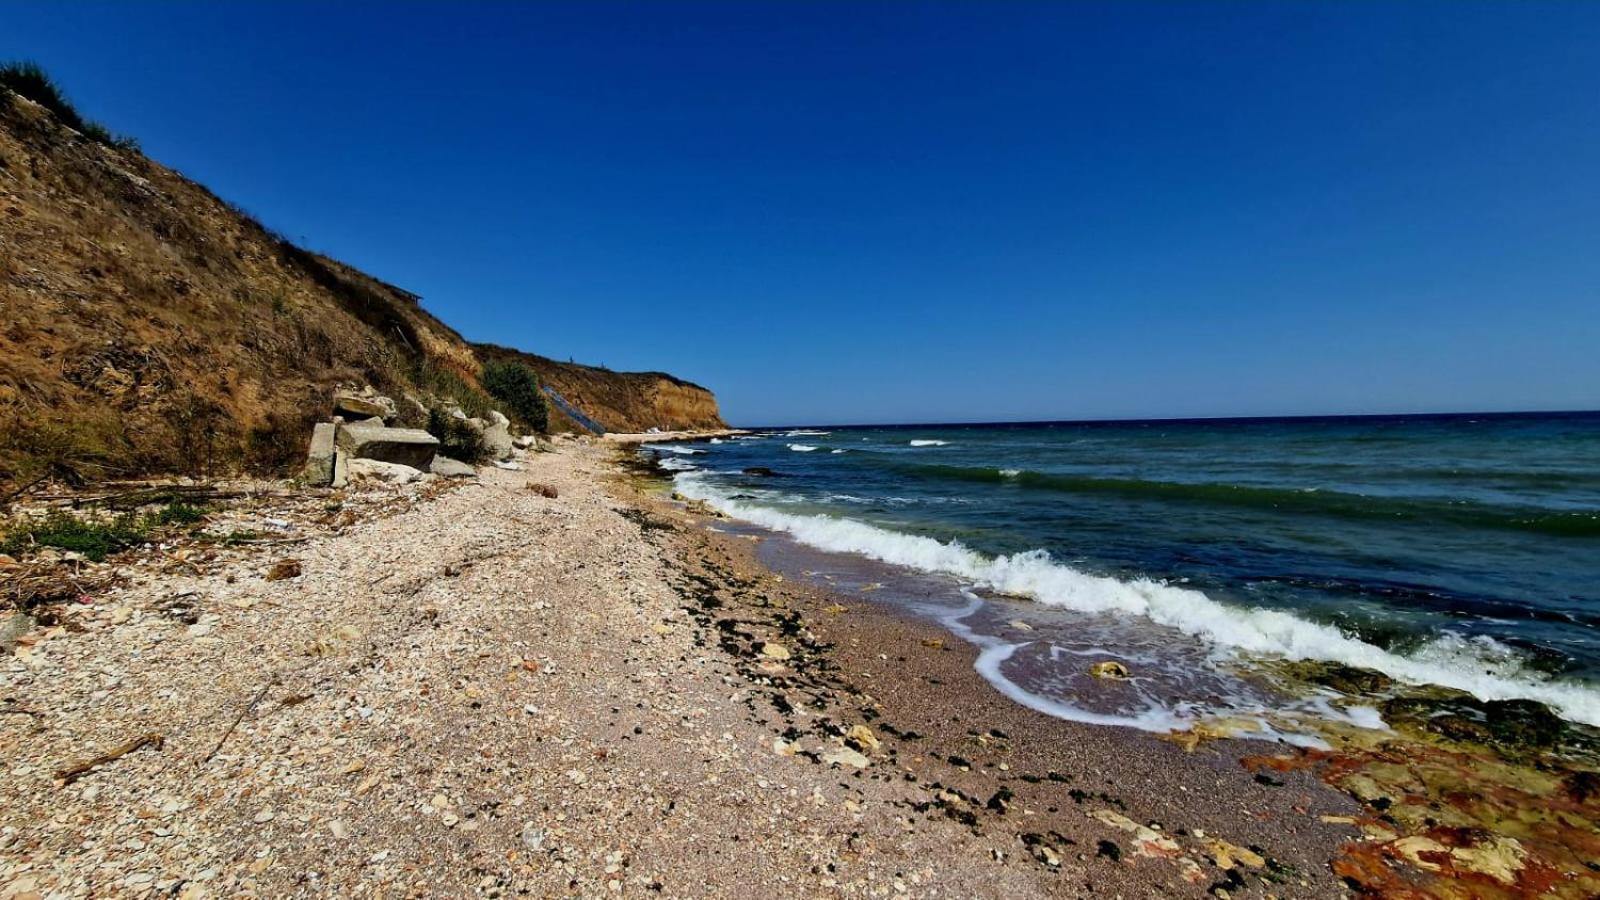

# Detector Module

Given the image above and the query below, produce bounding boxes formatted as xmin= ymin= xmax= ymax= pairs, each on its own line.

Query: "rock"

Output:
xmin=1090 ymin=660 xmax=1130 ymax=679
xmin=333 ymin=392 xmax=396 ymax=421
xmin=347 ymin=459 xmax=424 ymax=484
xmin=429 ymin=456 xmax=477 ymax=479
xmin=1 ymin=611 xmax=36 ymax=650
xmin=1090 ymin=809 xmax=1181 ymax=858
xmin=265 ymin=559 xmax=302 ymax=582
xmin=335 ymin=422 xmax=439 ymax=469
xmin=685 ymin=499 xmax=725 ymax=519
xmin=301 ymin=422 xmax=337 ymax=486
xmin=476 ymin=411 xmax=514 ymax=460
xmin=527 ymin=483 xmax=559 ymax=499
xmin=760 ymin=642 xmax=792 ymax=661
xmin=822 ymin=746 xmax=870 ymax=769
xmin=1283 ymin=660 xmax=1394 ymax=695
xmin=513 ymin=435 xmax=540 ymax=450
xmin=742 ymin=467 xmax=781 ymax=477
xmin=1203 ymin=838 xmax=1265 ymax=870
xmin=845 ymin=724 xmax=881 ymax=752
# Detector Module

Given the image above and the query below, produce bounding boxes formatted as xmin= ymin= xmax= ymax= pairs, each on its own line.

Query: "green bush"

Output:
xmin=0 ymin=61 xmax=139 ymax=151
xmin=480 ymin=360 xmax=548 ymax=433
xmin=426 ymin=408 xmax=487 ymax=464
xmin=1 ymin=511 xmax=144 ymax=561
xmin=0 ymin=501 xmax=209 ymax=562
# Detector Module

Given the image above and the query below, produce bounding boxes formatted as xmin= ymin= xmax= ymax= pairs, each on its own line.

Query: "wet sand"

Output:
xmin=643 ymin=488 xmax=1365 ymax=897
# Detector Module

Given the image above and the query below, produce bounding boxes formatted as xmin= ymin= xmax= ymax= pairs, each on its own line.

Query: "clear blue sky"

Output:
xmin=6 ymin=2 xmax=1598 ymax=425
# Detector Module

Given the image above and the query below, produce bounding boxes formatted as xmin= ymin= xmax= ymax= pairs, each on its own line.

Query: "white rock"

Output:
xmin=347 ymin=459 xmax=424 ymax=485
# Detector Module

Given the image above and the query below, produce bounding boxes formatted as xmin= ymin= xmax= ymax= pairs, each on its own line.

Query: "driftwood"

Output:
xmin=223 ymin=536 xmax=313 ymax=546
xmin=203 ymin=678 xmax=277 ymax=763
xmin=55 ymin=732 xmax=164 ymax=784
xmin=0 ymin=474 xmax=51 ymax=508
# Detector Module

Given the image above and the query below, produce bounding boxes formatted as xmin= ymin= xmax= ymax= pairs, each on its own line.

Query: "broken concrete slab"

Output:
xmin=333 ymin=393 xmax=396 ymax=422
xmin=335 ymin=422 xmax=439 ymax=469
xmin=332 ymin=449 xmax=350 ymax=489
xmin=301 ymin=422 xmax=337 ymax=486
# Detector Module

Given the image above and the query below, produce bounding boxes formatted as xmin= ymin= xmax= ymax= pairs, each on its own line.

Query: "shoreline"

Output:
xmin=636 ymin=486 xmax=1364 ymax=896
xmin=3 ymin=442 xmax=1595 ymax=897
xmin=629 ymin=447 xmax=1600 ymax=898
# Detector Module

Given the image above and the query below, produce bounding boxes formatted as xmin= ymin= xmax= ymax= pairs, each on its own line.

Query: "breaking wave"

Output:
xmin=673 ymin=471 xmax=1600 ymax=728
xmin=644 ymin=444 xmax=705 ymax=455
xmin=909 ymin=439 xmax=949 ymax=447
xmin=788 ymin=444 xmax=819 ymax=452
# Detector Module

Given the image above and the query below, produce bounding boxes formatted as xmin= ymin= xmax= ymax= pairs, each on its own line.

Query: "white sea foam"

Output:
xmin=786 ymin=430 xmax=832 ymax=437
xmin=672 ymin=472 xmax=1600 ymax=728
xmin=788 ymin=444 xmax=819 ymax=452
xmin=831 ymin=449 xmax=847 ymax=454
xmin=999 ymin=468 xmax=1022 ymax=477
xmin=709 ymin=438 xmax=724 ymax=444
xmin=643 ymin=444 xmax=705 ymax=455
xmin=656 ymin=457 xmax=699 ymax=472
xmin=909 ymin=439 xmax=949 ymax=447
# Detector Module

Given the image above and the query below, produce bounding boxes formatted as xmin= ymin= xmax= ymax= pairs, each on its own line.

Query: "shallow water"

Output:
xmin=655 ymin=412 xmax=1600 ymax=731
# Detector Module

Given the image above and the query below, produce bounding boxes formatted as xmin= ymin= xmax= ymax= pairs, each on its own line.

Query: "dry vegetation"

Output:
xmin=0 ymin=72 xmax=722 ymax=491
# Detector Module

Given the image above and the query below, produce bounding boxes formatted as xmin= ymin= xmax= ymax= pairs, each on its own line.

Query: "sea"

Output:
xmin=649 ymin=412 xmax=1600 ymax=740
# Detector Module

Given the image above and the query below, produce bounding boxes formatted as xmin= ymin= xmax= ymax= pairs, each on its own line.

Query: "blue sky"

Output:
xmin=5 ymin=2 xmax=1598 ymax=425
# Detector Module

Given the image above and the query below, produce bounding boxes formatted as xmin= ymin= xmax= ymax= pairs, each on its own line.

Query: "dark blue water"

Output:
xmin=656 ymin=412 xmax=1600 ymax=730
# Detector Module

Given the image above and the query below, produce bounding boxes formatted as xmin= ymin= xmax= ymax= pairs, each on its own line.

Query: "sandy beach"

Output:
xmin=4 ymin=440 xmax=1596 ymax=898
xmin=0 ymin=439 xmax=1343 ymax=898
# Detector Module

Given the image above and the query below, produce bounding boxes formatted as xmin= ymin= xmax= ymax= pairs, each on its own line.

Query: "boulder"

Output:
xmin=336 ymin=422 xmax=439 ymax=469
xmin=301 ymin=422 xmax=337 ymax=485
xmin=347 ymin=459 xmax=424 ymax=484
xmin=430 ymin=456 xmax=477 ymax=478
xmin=464 ymin=413 xmax=514 ymax=461
xmin=334 ymin=392 xmax=396 ymax=422
xmin=481 ymin=414 xmax=514 ymax=460
xmin=513 ymin=435 xmax=540 ymax=450
xmin=1 ymin=611 xmax=35 ymax=651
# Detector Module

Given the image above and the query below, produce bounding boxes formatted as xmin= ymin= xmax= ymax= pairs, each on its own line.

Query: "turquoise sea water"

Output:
xmin=655 ymin=413 xmax=1600 ymax=732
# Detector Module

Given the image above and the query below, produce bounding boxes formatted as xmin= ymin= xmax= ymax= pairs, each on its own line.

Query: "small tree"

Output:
xmin=480 ymin=360 xmax=549 ymax=433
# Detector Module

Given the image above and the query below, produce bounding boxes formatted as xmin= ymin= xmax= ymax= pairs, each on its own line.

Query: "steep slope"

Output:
xmin=0 ymin=86 xmax=722 ymax=484
xmin=475 ymin=343 xmax=724 ymax=434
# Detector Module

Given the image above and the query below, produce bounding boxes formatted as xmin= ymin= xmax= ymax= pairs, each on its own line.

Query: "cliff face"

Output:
xmin=0 ymin=90 xmax=723 ymax=483
xmin=474 ymin=344 xmax=724 ymax=434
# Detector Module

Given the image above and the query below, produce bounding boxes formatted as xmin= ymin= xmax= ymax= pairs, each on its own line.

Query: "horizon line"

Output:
xmin=736 ymin=407 xmax=1600 ymax=431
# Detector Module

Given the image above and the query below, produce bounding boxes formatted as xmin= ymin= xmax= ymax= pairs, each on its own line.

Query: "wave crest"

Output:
xmin=673 ymin=472 xmax=1600 ymax=728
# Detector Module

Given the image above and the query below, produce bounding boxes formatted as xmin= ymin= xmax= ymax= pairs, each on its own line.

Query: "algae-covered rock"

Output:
xmin=1380 ymin=694 xmax=1574 ymax=758
xmin=1089 ymin=660 xmax=1130 ymax=679
xmin=1282 ymin=660 xmax=1394 ymax=695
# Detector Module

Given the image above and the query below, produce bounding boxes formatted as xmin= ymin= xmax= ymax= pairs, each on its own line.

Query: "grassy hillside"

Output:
xmin=475 ymin=343 xmax=725 ymax=434
xmin=0 ymin=67 xmax=722 ymax=487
